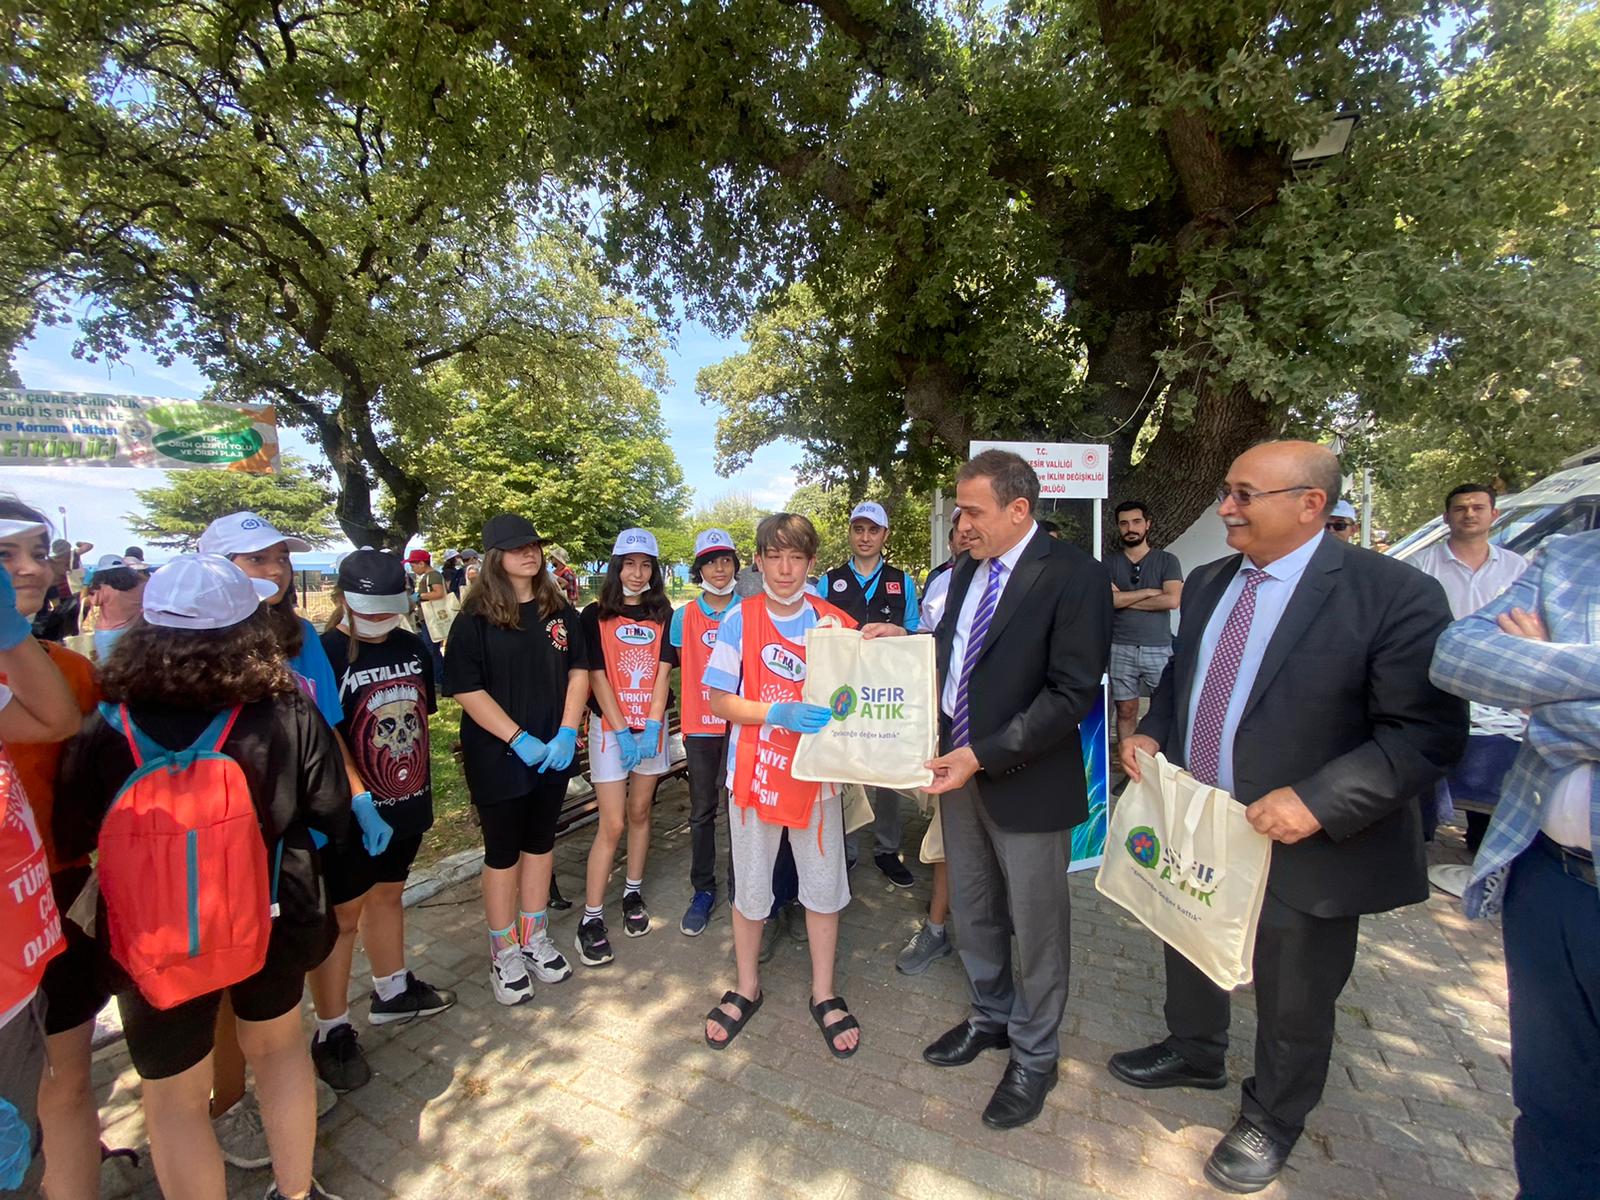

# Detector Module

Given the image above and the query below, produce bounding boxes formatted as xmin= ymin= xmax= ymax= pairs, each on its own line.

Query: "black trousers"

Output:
xmin=685 ymin=734 xmax=733 ymax=895
xmin=1164 ymin=889 xmax=1360 ymax=1149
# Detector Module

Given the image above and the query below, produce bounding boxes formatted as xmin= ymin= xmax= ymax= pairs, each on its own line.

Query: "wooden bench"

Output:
xmin=554 ymin=707 xmax=691 ymax=835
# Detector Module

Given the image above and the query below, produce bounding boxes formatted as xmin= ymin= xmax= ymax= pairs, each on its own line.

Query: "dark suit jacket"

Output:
xmin=1138 ymin=534 xmax=1468 ymax=918
xmin=936 ymin=526 xmax=1112 ymax=833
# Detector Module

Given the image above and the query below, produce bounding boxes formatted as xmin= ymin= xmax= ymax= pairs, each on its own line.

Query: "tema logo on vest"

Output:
xmin=828 ymin=685 xmax=906 ymax=722
xmin=760 ymin=643 xmax=806 ymax=682
xmin=1125 ymin=826 xmax=1160 ymax=869
xmin=699 ymin=629 xmax=718 ymax=648
xmin=616 ymin=623 xmax=657 ymax=645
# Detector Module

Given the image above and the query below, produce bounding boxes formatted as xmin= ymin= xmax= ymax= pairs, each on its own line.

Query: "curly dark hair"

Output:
xmin=98 ymin=609 xmax=297 ymax=709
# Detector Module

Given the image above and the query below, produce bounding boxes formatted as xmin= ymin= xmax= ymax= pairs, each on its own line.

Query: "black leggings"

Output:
xmin=476 ymin=768 xmax=569 ymax=868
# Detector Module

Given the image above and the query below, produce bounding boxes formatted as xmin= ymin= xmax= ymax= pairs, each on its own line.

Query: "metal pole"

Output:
xmin=1092 ymin=498 xmax=1103 ymax=561
xmin=1360 ymin=467 xmax=1373 ymax=548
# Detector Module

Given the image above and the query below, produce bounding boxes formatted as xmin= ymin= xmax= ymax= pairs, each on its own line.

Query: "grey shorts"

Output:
xmin=0 ymin=994 xmax=46 ymax=1196
xmin=1109 ymin=643 xmax=1172 ymax=702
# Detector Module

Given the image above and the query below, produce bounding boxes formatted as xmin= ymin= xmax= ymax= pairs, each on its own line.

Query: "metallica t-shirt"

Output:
xmin=321 ymin=628 xmax=438 ymax=836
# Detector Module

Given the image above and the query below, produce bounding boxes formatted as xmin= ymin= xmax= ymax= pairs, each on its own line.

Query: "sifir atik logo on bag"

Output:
xmin=828 ymin=684 xmax=907 ymax=721
xmin=1126 ymin=827 xmax=1161 ymax=869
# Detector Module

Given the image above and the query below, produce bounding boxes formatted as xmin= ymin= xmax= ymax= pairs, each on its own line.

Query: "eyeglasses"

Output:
xmin=1325 ymin=520 xmax=1353 ymax=533
xmin=1215 ymin=485 xmax=1312 ymax=507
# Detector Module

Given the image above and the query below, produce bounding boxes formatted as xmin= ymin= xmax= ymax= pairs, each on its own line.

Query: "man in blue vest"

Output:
xmin=825 ymin=501 xmax=920 ymax=885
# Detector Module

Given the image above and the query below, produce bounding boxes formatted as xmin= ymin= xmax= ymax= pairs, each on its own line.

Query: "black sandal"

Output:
xmin=704 ymin=990 xmax=763 ymax=1050
xmin=810 ymin=995 xmax=861 ymax=1059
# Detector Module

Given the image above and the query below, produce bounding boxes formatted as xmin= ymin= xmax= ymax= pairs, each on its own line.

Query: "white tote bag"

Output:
xmin=1095 ymin=749 xmax=1271 ymax=990
xmin=419 ymin=593 xmax=460 ymax=643
xmin=790 ymin=623 xmax=937 ymax=790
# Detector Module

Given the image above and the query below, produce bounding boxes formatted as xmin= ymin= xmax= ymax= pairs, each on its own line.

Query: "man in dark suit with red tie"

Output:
xmin=1111 ymin=440 xmax=1466 ymax=1192
xmin=908 ymin=449 xmax=1112 ymax=1130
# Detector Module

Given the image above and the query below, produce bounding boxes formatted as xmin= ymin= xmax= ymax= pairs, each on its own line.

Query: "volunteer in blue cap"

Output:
xmin=822 ymin=501 xmax=919 ymax=886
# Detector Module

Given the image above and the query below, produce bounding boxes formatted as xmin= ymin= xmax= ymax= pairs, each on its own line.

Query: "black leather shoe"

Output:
xmin=981 ymin=1060 xmax=1058 ymax=1130
xmin=923 ymin=1020 xmax=1010 ymax=1067
xmin=1107 ymin=1042 xmax=1227 ymax=1090
xmin=1204 ymin=1118 xmax=1291 ymax=1193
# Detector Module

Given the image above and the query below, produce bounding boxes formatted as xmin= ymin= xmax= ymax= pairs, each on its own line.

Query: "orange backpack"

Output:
xmin=96 ymin=704 xmax=274 ymax=1010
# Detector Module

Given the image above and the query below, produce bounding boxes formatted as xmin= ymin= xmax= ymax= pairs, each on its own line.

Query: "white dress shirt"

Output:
xmin=1410 ymin=539 xmax=1529 ymax=620
xmin=941 ymin=522 xmax=1037 ymax=717
xmin=920 ymin=567 xmax=954 ymax=632
xmin=1183 ymin=531 xmax=1324 ymax=796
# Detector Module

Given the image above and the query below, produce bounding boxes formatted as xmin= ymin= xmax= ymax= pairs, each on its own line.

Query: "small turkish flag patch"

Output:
xmin=886 ymin=581 xmax=902 ymax=594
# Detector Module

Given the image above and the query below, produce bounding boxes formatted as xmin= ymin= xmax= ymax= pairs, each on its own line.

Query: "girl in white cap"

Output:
xmin=198 ymin=512 xmax=344 ymax=733
xmin=670 ymin=528 xmax=741 ymax=935
xmin=0 ymin=500 xmax=104 ymax=1198
xmin=574 ymin=528 xmax=677 ymax=966
xmin=56 ymin=554 xmax=352 ymax=1200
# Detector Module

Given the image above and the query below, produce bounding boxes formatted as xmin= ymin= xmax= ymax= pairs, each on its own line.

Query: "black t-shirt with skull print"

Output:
xmin=321 ymin=628 xmax=438 ymax=837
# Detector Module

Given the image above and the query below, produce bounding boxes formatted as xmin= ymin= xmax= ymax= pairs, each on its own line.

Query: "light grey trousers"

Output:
xmin=941 ymin=781 xmax=1072 ymax=1071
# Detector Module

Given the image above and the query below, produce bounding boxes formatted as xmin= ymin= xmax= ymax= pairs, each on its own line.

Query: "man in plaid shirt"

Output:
xmin=1430 ymin=529 xmax=1600 ymax=1198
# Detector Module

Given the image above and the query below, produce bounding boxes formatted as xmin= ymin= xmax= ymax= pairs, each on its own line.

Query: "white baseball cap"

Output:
xmin=693 ymin=528 xmax=736 ymax=561
xmin=849 ymin=502 xmax=889 ymax=529
xmin=1330 ymin=500 xmax=1357 ymax=521
xmin=0 ymin=519 xmax=47 ymax=542
xmin=612 ymin=528 xmax=660 ymax=558
xmin=142 ymin=554 xmax=279 ymax=630
xmin=198 ymin=511 xmax=311 ymax=557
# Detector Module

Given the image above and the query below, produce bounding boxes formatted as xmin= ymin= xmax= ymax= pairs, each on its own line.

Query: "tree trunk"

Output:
xmin=1125 ymin=378 xmax=1271 ymax=550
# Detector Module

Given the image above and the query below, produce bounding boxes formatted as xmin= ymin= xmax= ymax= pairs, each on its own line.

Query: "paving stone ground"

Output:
xmin=91 ymin=781 xmax=1516 ymax=1200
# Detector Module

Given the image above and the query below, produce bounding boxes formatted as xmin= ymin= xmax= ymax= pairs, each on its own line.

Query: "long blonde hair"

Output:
xmin=461 ymin=545 xmax=566 ymax=629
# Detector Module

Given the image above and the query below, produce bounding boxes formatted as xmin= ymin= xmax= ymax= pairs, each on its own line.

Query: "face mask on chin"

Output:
xmin=700 ymin=580 xmax=736 ymax=597
xmin=621 ymin=585 xmax=648 ymax=599
xmin=348 ymin=612 xmax=403 ymax=637
xmin=763 ymin=580 xmax=807 ymax=605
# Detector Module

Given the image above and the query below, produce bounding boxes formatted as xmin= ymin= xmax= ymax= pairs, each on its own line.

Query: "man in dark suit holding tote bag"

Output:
xmin=1111 ymin=440 xmax=1466 ymax=1192
xmin=898 ymin=449 xmax=1112 ymax=1130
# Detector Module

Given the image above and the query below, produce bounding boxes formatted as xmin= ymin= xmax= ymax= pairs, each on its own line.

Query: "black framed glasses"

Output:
xmin=1325 ymin=520 xmax=1353 ymax=533
xmin=1215 ymin=485 xmax=1312 ymax=507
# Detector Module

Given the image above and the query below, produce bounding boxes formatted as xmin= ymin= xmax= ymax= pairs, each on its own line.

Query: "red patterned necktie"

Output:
xmin=1187 ymin=568 xmax=1267 ymax=787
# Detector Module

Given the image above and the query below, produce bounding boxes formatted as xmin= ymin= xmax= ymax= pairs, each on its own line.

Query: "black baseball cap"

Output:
xmin=482 ymin=514 xmax=544 ymax=552
xmin=337 ymin=549 xmax=411 ymax=615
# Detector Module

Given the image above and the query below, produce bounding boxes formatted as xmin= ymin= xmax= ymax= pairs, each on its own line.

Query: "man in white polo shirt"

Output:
xmin=1410 ymin=483 xmax=1528 ymax=617
xmin=1410 ymin=483 xmax=1529 ymax=892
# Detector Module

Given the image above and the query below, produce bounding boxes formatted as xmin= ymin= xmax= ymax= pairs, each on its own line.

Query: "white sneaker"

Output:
xmin=214 ymin=1095 xmax=270 ymax=1169
xmin=522 ymin=933 xmax=574 ymax=984
xmin=491 ymin=947 xmax=534 ymax=1005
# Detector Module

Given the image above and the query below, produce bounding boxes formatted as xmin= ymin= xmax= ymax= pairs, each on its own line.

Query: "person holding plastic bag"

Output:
xmin=700 ymin=513 xmax=865 ymax=1058
xmin=1110 ymin=441 xmax=1465 ymax=1193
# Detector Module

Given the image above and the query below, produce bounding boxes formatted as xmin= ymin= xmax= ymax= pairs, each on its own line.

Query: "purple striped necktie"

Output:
xmin=1187 ymin=567 xmax=1267 ymax=786
xmin=951 ymin=557 xmax=1005 ymax=749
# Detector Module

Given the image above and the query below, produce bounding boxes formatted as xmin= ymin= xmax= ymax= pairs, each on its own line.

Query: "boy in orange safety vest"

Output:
xmin=700 ymin=512 xmax=870 ymax=1058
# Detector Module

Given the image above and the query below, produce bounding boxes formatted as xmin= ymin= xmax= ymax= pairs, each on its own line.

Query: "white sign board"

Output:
xmin=0 ymin=389 xmax=280 ymax=473
xmin=969 ymin=441 xmax=1109 ymax=499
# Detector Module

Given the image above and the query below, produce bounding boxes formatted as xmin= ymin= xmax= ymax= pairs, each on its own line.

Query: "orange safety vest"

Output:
xmin=679 ymin=599 xmax=733 ymax=736
xmin=598 ymin=612 xmax=666 ymax=754
xmin=0 ymin=749 xmax=64 ymax=1018
xmin=731 ymin=595 xmax=855 ymax=830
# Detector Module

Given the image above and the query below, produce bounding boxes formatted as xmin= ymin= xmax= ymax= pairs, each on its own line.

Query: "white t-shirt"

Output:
xmin=1541 ymin=765 xmax=1594 ymax=850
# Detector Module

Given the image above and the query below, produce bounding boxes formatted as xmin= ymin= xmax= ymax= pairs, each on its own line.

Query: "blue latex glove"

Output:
xmin=351 ymin=791 xmax=393 ymax=857
xmin=0 ymin=567 xmax=31 ymax=651
xmin=640 ymin=719 xmax=664 ymax=758
xmin=540 ymin=726 xmax=578 ymax=773
xmin=767 ymin=702 xmax=832 ymax=734
xmin=509 ymin=730 xmax=548 ymax=769
xmin=0 ymin=1096 xmax=30 ymax=1190
xmin=613 ymin=727 xmax=642 ymax=773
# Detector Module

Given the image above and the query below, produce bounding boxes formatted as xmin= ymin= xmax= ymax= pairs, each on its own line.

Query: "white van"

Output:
xmin=1389 ymin=460 xmax=1600 ymax=563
